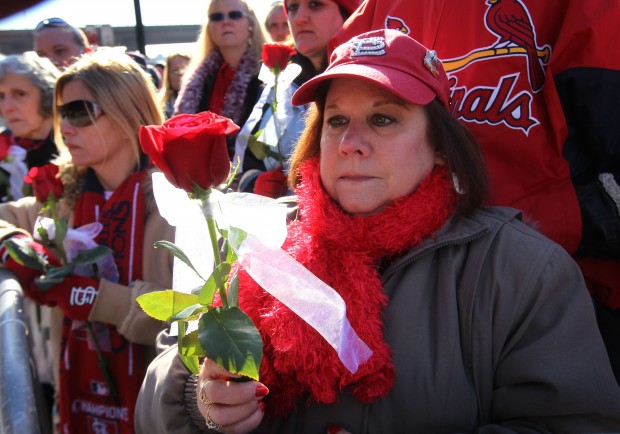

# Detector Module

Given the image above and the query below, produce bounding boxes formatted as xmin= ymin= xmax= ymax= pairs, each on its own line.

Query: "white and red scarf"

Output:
xmin=238 ymin=157 xmax=457 ymax=416
xmin=57 ymin=168 xmax=147 ymax=434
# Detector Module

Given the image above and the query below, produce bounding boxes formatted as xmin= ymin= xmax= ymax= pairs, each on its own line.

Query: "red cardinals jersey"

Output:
xmin=333 ymin=0 xmax=620 ymax=308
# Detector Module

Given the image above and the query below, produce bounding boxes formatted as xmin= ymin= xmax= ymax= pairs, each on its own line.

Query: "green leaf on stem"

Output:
xmin=227 ymin=272 xmax=239 ymax=307
xmin=248 ymin=133 xmax=268 ymax=160
xmin=199 ymin=262 xmax=231 ymax=305
xmin=198 ymin=306 xmax=262 ymax=380
xmin=227 ymin=227 xmax=247 ymax=254
xmin=34 ymin=263 xmax=76 ymax=290
xmin=154 ymin=240 xmax=206 ymax=281
xmin=3 ymin=237 xmax=49 ymax=271
xmin=137 ymin=290 xmax=201 ymax=322
xmin=72 ymin=245 xmax=113 ymax=266
xmin=168 ymin=303 xmax=207 ymax=322
xmin=36 ymin=226 xmax=51 ymax=245
xmin=178 ymin=322 xmax=201 ymax=374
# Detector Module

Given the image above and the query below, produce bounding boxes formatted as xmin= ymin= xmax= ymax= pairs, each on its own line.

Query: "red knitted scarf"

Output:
xmin=238 ymin=157 xmax=457 ymax=416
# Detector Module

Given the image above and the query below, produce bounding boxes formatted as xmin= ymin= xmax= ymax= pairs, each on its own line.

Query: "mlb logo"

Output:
xmin=90 ymin=381 xmax=109 ymax=396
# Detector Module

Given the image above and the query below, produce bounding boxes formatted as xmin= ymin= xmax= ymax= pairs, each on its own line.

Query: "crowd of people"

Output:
xmin=0 ymin=0 xmax=619 ymax=433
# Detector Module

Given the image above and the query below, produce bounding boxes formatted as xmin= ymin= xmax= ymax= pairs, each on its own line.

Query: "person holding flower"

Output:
xmin=0 ymin=50 xmax=174 ymax=434
xmin=0 ymin=53 xmax=60 ymax=426
xmin=175 ymin=0 xmax=266 ymax=159
xmin=135 ymin=29 xmax=620 ymax=433
xmin=233 ymin=0 xmax=361 ymax=198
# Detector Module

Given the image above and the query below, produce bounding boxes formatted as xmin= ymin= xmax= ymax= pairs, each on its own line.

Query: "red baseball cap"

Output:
xmin=283 ymin=0 xmax=362 ymax=17
xmin=292 ymin=28 xmax=450 ymax=108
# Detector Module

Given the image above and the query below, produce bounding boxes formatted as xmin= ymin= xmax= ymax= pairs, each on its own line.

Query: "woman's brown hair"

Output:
xmin=288 ymin=85 xmax=488 ymax=216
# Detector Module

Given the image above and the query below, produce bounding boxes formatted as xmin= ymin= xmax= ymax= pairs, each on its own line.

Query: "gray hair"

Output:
xmin=0 ymin=54 xmax=60 ymax=118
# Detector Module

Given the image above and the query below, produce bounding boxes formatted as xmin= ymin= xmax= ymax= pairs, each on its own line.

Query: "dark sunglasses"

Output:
xmin=58 ymin=100 xmax=104 ymax=128
xmin=209 ymin=10 xmax=246 ymax=22
xmin=35 ymin=17 xmax=70 ymax=32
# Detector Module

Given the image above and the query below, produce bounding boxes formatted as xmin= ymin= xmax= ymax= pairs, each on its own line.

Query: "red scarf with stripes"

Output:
xmin=57 ymin=168 xmax=147 ymax=434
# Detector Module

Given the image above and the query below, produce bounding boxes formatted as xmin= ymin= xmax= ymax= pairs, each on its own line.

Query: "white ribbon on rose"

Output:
xmin=0 ymin=145 xmax=28 ymax=200
xmin=33 ymin=216 xmax=119 ymax=283
xmin=152 ymin=173 xmax=372 ymax=374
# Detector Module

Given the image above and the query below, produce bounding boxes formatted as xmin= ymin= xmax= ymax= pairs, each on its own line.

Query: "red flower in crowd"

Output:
xmin=24 ymin=163 xmax=64 ymax=202
xmin=139 ymin=111 xmax=239 ymax=193
xmin=261 ymin=43 xmax=296 ymax=73
xmin=0 ymin=134 xmax=11 ymax=161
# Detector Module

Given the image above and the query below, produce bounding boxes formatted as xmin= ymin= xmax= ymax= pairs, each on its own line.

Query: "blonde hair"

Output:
xmin=159 ymin=53 xmax=191 ymax=112
xmin=54 ymin=49 xmax=163 ymax=166
xmin=189 ymin=0 xmax=266 ymax=72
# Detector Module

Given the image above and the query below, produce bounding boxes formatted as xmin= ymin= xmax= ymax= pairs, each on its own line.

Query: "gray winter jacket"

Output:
xmin=135 ymin=206 xmax=620 ymax=433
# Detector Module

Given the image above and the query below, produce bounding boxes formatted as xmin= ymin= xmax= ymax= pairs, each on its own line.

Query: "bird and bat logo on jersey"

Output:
xmin=380 ymin=0 xmax=549 ymax=135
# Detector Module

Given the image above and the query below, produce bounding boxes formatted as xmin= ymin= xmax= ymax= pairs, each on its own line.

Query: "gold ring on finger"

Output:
xmin=199 ymin=382 xmax=214 ymax=405
xmin=205 ymin=403 xmax=223 ymax=431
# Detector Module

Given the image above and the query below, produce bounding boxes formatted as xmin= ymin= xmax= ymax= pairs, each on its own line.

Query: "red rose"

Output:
xmin=261 ymin=43 xmax=296 ymax=73
xmin=24 ymin=163 xmax=64 ymax=202
xmin=139 ymin=111 xmax=239 ymax=193
xmin=0 ymin=133 xmax=11 ymax=161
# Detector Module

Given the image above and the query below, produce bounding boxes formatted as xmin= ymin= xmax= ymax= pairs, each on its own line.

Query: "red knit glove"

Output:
xmin=1 ymin=234 xmax=60 ymax=302
xmin=34 ymin=275 xmax=99 ymax=321
xmin=253 ymin=167 xmax=288 ymax=198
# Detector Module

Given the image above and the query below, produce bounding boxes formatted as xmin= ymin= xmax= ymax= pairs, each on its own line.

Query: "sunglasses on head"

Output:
xmin=209 ymin=10 xmax=246 ymax=22
xmin=59 ymin=100 xmax=104 ymax=128
xmin=35 ymin=17 xmax=70 ymax=32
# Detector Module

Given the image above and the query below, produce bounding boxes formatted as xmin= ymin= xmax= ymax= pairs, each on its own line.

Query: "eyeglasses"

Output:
xmin=209 ymin=10 xmax=246 ymax=22
xmin=58 ymin=100 xmax=104 ymax=128
xmin=35 ymin=17 xmax=70 ymax=32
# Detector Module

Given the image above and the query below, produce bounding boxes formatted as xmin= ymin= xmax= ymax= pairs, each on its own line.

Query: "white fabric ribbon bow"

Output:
xmin=152 ymin=173 xmax=372 ymax=373
xmin=0 ymin=145 xmax=28 ymax=200
xmin=33 ymin=216 xmax=119 ymax=283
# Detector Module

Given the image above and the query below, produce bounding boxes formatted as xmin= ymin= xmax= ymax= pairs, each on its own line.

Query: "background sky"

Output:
xmin=0 ymin=0 xmax=272 ymax=57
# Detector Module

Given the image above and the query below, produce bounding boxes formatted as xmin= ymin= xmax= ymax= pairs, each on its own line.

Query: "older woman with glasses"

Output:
xmin=33 ymin=17 xmax=92 ymax=70
xmin=0 ymin=50 xmax=174 ymax=434
xmin=175 ymin=0 xmax=265 ymax=158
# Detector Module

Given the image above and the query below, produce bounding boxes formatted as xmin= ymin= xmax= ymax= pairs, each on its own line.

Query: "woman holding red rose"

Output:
xmin=233 ymin=0 xmax=361 ymax=198
xmin=175 ymin=0 xmax=265 ymax=159
xmin=135 ymin=30 xmax=620 ymax=433
xmin=0 ymin=53 xmax=61 ymax=427
xmin=0 ymin=50 xmax=174 ymax=434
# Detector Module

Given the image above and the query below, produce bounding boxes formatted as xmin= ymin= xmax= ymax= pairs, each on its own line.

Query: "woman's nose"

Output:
xmin=338 ymin=124 xmax=370 ymax=157
xmin=59 ymin=118 xmax=75 ymax=137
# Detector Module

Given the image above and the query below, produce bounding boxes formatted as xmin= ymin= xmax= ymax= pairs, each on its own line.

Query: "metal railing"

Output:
xmin=0 ymin=268 xmax=44 ymax=434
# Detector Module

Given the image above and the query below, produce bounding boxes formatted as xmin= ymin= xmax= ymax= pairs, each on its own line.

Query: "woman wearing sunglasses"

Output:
xmin=233 ymin=0 xmax=362 ymax=198
xmin=175 ymin=0 xmax=265 ymax=159
xmin=0 ymin=50 xmax=174 ymax=434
